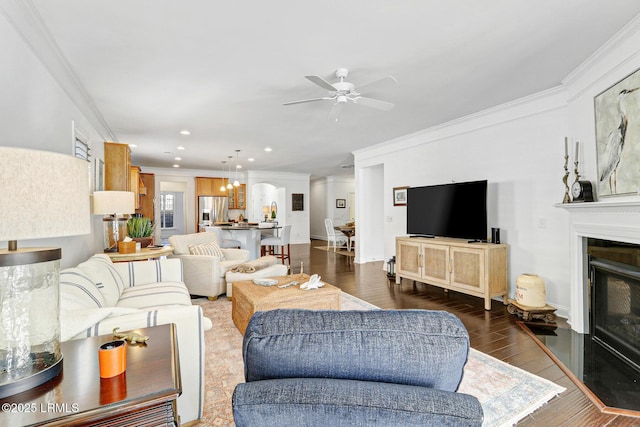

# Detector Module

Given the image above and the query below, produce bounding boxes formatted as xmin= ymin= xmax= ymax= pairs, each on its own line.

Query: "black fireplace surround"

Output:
xmin=589 ymin=249 xmax=640 ymax=374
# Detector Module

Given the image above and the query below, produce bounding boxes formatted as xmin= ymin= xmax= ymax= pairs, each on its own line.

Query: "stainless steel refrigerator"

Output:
xmin=198 ymin=196 xmax=228 ymax=228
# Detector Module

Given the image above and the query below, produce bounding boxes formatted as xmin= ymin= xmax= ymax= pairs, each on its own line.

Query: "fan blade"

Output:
xmin=354 ymin=76 xmax=398 ymax=93
xmin=353 ymin=96 xmax=395 ymax=111
xmin=305 ymin=75 xmax=337 ymax=92
xmin=328 ymin=102 xmax=345 ymax=122
xmin=283 ymin=97 xmax=333 ymax=106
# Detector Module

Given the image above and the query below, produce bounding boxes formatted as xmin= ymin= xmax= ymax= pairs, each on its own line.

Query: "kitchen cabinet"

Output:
xmin=195 ymin=177 xmax=227 ymax=197
xmin=395 ymin=236 xmax=508 ymax=310
xmin=228 ymin=184 xmax=246 ymax=209
xmin=137 ymin=172 xmax=155 ymax=220
xmin=104 ymin=142 xmax=131 ymax=191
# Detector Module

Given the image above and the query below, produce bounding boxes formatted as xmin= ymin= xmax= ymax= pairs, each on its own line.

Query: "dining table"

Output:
xmin=336 ymin=225 xmax=356 ymax=251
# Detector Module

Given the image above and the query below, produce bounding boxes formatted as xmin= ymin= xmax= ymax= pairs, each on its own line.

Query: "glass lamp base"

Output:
xmin=0 ymin=248 xmax=62 ymax=398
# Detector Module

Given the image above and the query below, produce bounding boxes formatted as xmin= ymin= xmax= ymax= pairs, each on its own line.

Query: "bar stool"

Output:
xmin=209 ymin=227 xmax=241 ymax=249
xmin=260 ymin=225 xmax=291 ymax=265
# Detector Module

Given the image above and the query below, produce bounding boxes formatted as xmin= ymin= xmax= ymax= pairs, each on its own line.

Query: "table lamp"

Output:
xmin=0 ymin=147 xmax=90 ymax=398
xmin=92 ymin=191 xmax=136 ymax=252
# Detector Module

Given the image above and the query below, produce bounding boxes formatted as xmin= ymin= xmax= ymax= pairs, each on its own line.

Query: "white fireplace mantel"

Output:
xmin=556 ymin=200 xmax=640 ymax=333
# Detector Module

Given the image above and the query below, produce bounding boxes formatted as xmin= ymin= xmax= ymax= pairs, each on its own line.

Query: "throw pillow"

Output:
xmin=60 ymin=268 xmax=106 ymax=310
xmin=77 ymin=254 xmax=125 ymax=306
xmin=188 ymin=242 xmax=225 ymax=260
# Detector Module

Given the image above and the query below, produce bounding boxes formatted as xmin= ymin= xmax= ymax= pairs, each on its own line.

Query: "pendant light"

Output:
xmin=233 ymin=149 xmax=241 ymax=187
xmin=219 ymin=161 xmax=227 ymax=192
xmin=227 ymin=156 xmax=233 ymax=189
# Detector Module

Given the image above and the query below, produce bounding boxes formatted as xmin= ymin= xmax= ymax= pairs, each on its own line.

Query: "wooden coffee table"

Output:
xmin=232 ymin=274 xmax=341 ymax=334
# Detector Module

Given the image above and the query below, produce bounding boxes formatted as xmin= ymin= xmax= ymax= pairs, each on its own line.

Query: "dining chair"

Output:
xmin=260 ymin=225 xmax=291 ymax=265
xmin=324 ymin=219 xmax=348 ymax=252
xmin=348 ymin=234 xmax=356 ymax=252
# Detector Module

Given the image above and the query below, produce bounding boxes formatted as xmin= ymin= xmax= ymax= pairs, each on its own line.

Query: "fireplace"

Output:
xmin=562 ymin=201 xmax=640 ymax=334
xmin=589 ymin=249 xmax=640 ymax=373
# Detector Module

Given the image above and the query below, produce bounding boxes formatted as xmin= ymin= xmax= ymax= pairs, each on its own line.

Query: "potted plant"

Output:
xmin=126 ymin=216 xmax=155 ymax=248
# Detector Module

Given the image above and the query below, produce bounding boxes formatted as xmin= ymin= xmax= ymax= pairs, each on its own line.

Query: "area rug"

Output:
xmin=194 ymin=295 xmax=564 ymax=427
xmin=313 ymin=245 xmax=355 ymax=257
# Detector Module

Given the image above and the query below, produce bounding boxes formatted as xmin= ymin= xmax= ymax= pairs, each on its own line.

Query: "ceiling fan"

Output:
xmin=283 ymin=68 xmax=397 ymax=120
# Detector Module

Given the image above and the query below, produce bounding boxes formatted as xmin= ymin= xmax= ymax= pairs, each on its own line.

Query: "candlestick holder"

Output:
xmin=573 ymin=159 xmax=580 ymax=185
xmin=562 ymin=155 xmax=571 ymax=203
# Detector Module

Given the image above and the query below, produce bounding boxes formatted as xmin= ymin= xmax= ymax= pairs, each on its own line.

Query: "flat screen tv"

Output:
xmin=406 ymin=180 xmax=488 ymax=241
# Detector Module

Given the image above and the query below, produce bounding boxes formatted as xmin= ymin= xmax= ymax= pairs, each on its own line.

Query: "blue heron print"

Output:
xmin=595 ymin=68 xmax=640 ymax=197
xmin=599 ymin=87 xmax=639 ymax=194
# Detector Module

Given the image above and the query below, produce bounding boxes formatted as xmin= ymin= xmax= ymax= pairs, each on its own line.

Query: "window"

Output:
xmin=160 ymin=193 xmax=174 ymax=228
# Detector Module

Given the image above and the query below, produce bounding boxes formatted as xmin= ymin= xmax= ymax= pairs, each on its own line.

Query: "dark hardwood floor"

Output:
xmin=295 ymin=242 xmax=640 ymax=427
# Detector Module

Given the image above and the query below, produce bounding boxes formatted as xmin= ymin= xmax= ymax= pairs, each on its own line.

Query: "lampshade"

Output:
xmin=0 ymin=146 xmax=90 ymax=398
xmin=92 ymin=191 xmax=135 ymax=215
xmin=0 ymin=147 xmax=91 ymax=242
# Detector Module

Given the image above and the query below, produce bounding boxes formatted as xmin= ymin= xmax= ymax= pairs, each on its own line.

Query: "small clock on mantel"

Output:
xmin=571 ymin=180 xmax=594 ymax=202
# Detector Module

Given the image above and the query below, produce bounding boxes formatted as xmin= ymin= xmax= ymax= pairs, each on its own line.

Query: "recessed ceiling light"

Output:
xmin=174 ymin=157 xmax=182 ymax=161
xmin=173 ymin=164 xmax=180 ymax=168
xmin=180 ymin=130 xmax=190 ymax=135
xmin=128 ymin=144 xmax=137 ymax=148
xmin=248 ymin=158 xmax=255 ymax=162
xmin=264 ymin=147 xmax=272 ymax=152
xmin=236 ymin=165 xmax=242 ymax=169
xmin=177 ymin=146 xmax=185 ymax=150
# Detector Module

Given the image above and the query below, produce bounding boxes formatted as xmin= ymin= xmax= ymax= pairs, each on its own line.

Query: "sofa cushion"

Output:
xmin=243 ymin=309 xmax=470 ymax=392
xmin=233 ymin=378 xmax=483 ymax=427
xmin=60 ymin=268 xmax=106 ymax=310
xmin=77 ymin=254 xmax=125 ymax=306
xmin=188 ymin=242 xmax=225 ymax=260
xmin=115 ymin=281 xmax=192 ymax=309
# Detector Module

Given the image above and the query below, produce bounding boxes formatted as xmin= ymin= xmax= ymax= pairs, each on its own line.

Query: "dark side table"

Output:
xmin=0 ymin=324 xmax=181 ymax=426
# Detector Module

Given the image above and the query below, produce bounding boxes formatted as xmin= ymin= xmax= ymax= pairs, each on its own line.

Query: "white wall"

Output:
xmin=310 ymin=176 xmax=355 ymax=240
xmin=0 ymin=7 xmax=112 ymax=267
xmin=354 ymin=16 xmax=640 ymax=317
xmin=247 ymin=170 xmax=310 ymax=244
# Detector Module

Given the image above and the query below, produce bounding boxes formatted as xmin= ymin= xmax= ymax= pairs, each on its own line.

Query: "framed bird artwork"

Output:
xmin=594 ymin=67 xmax=640 ymax=197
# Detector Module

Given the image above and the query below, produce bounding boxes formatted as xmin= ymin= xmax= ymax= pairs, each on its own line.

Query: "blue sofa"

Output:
xmin=232 ymin=309 xmax=483 ymax=426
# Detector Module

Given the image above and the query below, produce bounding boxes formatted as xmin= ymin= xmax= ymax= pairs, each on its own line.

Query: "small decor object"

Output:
xmin=292 ymin=193 xmax=304 ymax=211
xmin=508 ymin=273 xmax=557 ymax=322
xmin=300 ymin=274 xmax=325 ymax=290
xmin=112 ymin=327 xmax=149 ymax=345
xmin=98 ymin=340 xmax=127 ymax=378
xmin=386 ymin=256 xmax=396 ymax=278
xmin=336 ymin=199 xmax=346 ymax=208
xmin=126 ymin=216 xmax=155 ymax=248
xmin=253 ymin=278 xmax=279 ymax=287
xmin=118 ymin=238 xmax=136 ymax=254
xmin=393 ymin=186 xmax=408 ymax=206
xmin=595 ymin=67 xmax=640 ymax=197
xmin=562 ymin=137 xmax=571 ymax=203
xmin=491 ymin=227 xmax=501 ymax=244
xmin=571 ymin=180 xmax=595 ymax=202
xmin=515 ymin=274 xmax=546 ymax=308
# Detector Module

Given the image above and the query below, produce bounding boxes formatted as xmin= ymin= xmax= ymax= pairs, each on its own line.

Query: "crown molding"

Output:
xmin=0 ymin=0 xmax=115 ymax=141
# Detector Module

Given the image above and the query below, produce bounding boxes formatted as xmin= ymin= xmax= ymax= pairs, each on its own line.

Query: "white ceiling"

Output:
xmin=32 ymin=0 xmax=640 ymax=178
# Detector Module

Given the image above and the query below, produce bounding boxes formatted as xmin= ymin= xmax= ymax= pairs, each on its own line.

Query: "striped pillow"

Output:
xmin=188 ymin=242 xmax=225 ymax=260
xmin=60 ymin=268 xmax=106 ymax=310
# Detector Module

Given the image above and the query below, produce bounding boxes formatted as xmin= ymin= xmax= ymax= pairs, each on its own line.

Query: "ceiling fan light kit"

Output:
xmin=283 ymin=68 xmax=397 ymax=119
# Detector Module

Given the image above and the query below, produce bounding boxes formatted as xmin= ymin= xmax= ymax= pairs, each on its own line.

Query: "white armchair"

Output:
xmin=169 ymin=232 xmax=250 ymax=299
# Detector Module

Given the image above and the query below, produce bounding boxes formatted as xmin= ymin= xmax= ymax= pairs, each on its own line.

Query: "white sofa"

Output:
xmin=169 ymin=232 xmax=251 ymax=299
xmin=59 ymin=254 xmax=212 ymax=425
